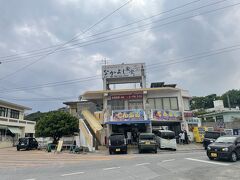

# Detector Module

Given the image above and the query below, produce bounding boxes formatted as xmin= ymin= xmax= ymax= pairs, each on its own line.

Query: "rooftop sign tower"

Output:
xmin=102 ymin=63 xmax=146 ymax=90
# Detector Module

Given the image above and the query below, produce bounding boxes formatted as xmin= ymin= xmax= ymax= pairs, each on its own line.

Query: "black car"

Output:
xmin=207 ymin=135 xmax=240 ymax=162
xmin=203 ymin=131 xmax=226 ymax=149
xmin=108 ymin=133 xmax=127 ymax=154
xmin=138 ymin=133 xmax=158 ymax=153
xmin=17 ymin=137 xmax=38 ymax=151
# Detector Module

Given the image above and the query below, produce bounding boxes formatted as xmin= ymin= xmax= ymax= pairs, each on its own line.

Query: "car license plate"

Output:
xmin=145 ymin=142 xmax=150 ymax=145
xmin=211 ymin=153 xmax=217 ymax=157
xmin=115 ymin=148 xmax=120 ymax=152
xmin=21 ymin=143 xmax=24 ymax=145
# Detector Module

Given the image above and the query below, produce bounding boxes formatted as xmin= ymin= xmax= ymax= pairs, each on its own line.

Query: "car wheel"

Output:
xmin=208 ymin=156 xmax=214 ymax=160
xmin=155 ymin=149 xmax=157 ymax=154
xmin=17 ymin=147 xmax=20 ymax=151
xmin=230 ymin=152 xmax=237 ymax=162
xmin=109 ymin=150 xmax=112 ymax=155
xmin=139 ymin=149 xmax=142 ymax=154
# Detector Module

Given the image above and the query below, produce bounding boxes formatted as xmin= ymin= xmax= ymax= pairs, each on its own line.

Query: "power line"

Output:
xmin=0 ymin=75 xmax=101 ymax=93
xmin=0 ymin=96 xmax=78 ymax=101
xmin=1 ymin=0 xmax=235 ymax=65
xmin=1 ymin=0 xmax=239 ymax=100
xmin=0 ymin=0 xmax=228 ymax=64
xmin=0 ymin=0 xmax=201 ymax=62
xmin=3 ymin=43 xmax=240 ymax=102
xmin=0 ymin=0 xmax=133 ymax=81
xmin=1 ymin=42 xmax=240 ymax=94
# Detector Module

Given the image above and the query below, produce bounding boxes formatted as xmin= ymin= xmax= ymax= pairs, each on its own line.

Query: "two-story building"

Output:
xmin=65 ymin=63 xmax=193 ymax=147
xmin=0 ymin=99 xmax=35 ymax=148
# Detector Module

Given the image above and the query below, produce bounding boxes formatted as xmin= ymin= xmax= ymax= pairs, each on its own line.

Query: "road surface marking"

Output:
xmin=185 ymin=158 xmax=230 ymax=166
xmin=103 ymin=167 xmax=120 ymax=171
xmin=24 ymin=179 xmax=36 ymax=180
xmin=135 ymin=162 xmax=150 ymax=166
xmin=61 ymin=172 xmax=85 ymax=176
xmin=162 ymin=159 xmax=175 ymax=163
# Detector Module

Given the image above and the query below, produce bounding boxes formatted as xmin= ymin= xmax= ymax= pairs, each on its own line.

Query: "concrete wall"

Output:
xmin=202 ymin=120 xmax=240 ymax=129
xmin=0 ymin=141 xmax=12 ymax=148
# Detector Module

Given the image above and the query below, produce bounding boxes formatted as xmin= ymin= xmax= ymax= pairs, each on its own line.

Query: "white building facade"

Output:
xmin=76 ymin=63 xmax=193 ymax=145
xmin=0 ymin=99 xmax=35 ymax=148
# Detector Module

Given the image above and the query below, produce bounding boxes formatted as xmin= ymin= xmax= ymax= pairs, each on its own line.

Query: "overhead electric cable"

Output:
xmin=1 ymin=42 xmax=240 ymax=94
xmin=1 ymin=0 xmax=235 ymax=64
xmin=0 ymin=0 xmax=201 ymax=62
xmin=0 ymin=0 xmax=133 ymax=81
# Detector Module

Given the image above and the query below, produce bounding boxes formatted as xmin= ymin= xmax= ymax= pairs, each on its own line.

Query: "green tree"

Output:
xmin=35 ymin=111 xmax=79 ymax=144
xmin=25 ymin=111 xmax=46 ymax=122
xmin=221 ymin=89 xmax=240 ymax=108
xmin=190 ymin=94 xmax=220 ymax=110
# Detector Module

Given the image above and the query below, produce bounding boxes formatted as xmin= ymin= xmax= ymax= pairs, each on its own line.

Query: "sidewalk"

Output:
xmin=176 ymin=143 xmax=204 ymax=151
xmin=95 ymin=143 xmax=204 ymax=155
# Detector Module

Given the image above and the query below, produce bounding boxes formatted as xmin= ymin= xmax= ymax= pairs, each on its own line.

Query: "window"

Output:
xmin=128 ymin=100 xmax=143 ymax=110
xmin=183 ymin=98 xmax=190 ymax=111
xmin=147 ymin=97 xmax=179 ymax=110
xmin=163 ymin=98 xmax=171 ymax=110
xmin=170 ymin=97 xmax=178 ymax=110
xmin=148 ymin=99 xmax=155 ymax=110
xmin=10 ymin=109 xmax=20 ymax=119
xmin=108 ymin=100 xmax=124 ymax=110
xmin=155 ymin=99 xmax=163 ymax=109
xmin=0 ymin=107 xmax=7 ymax=117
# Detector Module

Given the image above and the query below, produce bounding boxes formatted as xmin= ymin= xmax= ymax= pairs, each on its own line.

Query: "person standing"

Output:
xmin=184 ymin=130 xmax=189 ymax=144
xmin=179 ymin=131 xmax=185 ymax=144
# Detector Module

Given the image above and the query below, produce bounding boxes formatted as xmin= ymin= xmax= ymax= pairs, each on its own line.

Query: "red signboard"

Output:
xmin=111 ymin=94 xmax=143 ymax=100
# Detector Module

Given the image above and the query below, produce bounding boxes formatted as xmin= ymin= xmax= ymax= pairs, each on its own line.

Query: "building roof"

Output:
xmin=200 ymin=109 xmax=240 ymax=117
xmin=0 ymin=99 xmax=31 ymax=110
xmin=63 ymin=101 xmax=81 ymax=106
xmin=81 ymin=87 xmax=190 ymax=100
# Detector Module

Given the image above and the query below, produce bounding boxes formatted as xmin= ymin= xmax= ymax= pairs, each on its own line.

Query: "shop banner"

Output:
xmin=112 ymin=109 xmax=145 ymax=122
xmin=111 ymin=94 xmax=143 ymax=100
xmin=152 ymin=110 xmax=182 ymax=121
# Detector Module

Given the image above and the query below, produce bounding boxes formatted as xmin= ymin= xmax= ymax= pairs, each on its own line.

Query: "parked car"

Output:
xmin=138 ymin=133 xmax=158 ymax=153
xmin=153 ymin=130 xmax=177 ymax=151
xmin=108 ymin=133 xmax=127 ymax=154
xmin=17 ymin=137 xmax=38 ymax=151
xmin=203 ymin=131 xmax=226 ymax=149
xmin=207 ymin=135 xmax=240 ymax=162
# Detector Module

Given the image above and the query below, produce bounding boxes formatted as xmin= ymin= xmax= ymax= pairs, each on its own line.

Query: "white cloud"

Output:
xmin=1 ymin=0 xmax=240 ymax=111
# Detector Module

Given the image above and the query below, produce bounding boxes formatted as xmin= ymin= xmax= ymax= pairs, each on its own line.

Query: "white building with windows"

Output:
xmin=0 ymin=99 xmax=35 ymax=148
xmin=65 ymin=63 xmax=193 ymax=147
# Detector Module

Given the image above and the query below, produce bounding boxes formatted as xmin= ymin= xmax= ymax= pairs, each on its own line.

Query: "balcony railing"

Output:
xmin=0 ymin=116 xmax=36 ymax=126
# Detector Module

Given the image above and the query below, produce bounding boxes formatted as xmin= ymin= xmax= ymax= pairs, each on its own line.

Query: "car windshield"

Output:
xmin=215 ymin=136 xmax=236 ymax=143
xmin=204 ymin=132 xmax=221 ymax=139
xmin=160 ymin=132 xmax=175 ymax=139
xmin=19 ymin=138 xmax=28 ymax=144
xmin=139 ymin=134 xmax=155 ymax=140
xmin=110 ymin=134 xmax=124 ymax=140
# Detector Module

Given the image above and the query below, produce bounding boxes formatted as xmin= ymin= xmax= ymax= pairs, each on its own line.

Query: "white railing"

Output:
xmin=0 ymin=116 xmax=36 ymax=126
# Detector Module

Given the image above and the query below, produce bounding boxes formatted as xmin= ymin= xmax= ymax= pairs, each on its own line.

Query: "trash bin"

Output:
xmin=47 ymin=143 xmax=52 ymax=152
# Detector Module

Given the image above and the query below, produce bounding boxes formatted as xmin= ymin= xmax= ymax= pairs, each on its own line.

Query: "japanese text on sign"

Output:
xmin=102 ymin=63 xmax=144 ymax=79
xmin=112 ymin=110 xmax=145 ymax=121
xmin=152 ymin=110 xmax=182 ymax=121
xmin=111 ymin=94 xmax=143 ymax=100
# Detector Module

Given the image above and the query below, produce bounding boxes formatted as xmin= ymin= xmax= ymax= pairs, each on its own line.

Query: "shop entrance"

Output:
xmin=111 ymin=123 xmax=147 ymax=145
xmin=152 ymin=121 xmax=181 ymax=139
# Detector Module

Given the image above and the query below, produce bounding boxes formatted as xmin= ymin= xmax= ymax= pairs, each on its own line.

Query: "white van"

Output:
xmin=154 ymin=130 xmax=177 ymax=151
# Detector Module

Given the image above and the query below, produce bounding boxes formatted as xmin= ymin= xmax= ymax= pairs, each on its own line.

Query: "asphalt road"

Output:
xmin=1 ymin=149 xmax=240 ymax=180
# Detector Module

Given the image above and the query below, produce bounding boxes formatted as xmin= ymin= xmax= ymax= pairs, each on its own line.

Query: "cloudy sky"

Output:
xmin=0 ymin=0 xmax=240 ymax=113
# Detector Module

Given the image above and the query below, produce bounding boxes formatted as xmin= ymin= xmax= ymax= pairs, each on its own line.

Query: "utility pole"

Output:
xmin=227 ymin=94 xmax=231 ymax=109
